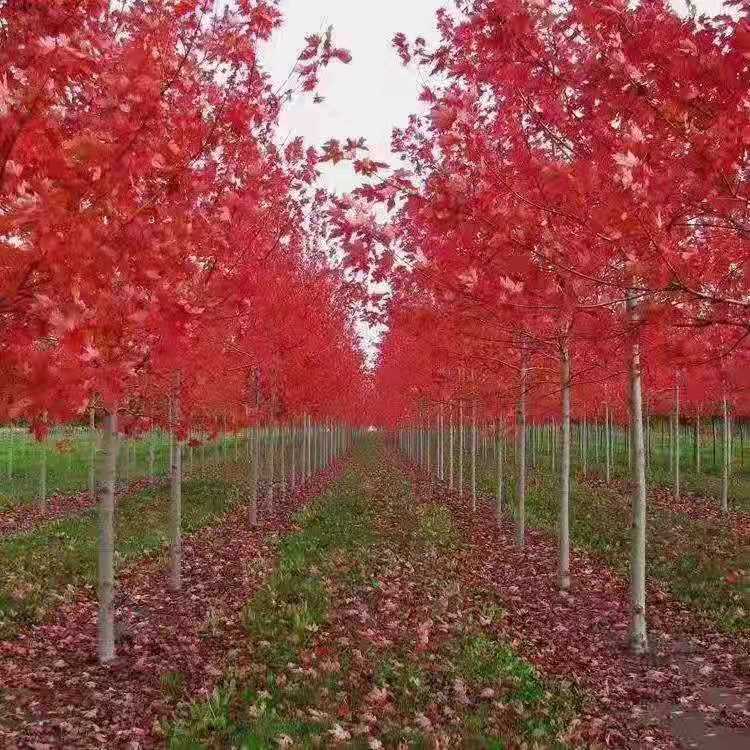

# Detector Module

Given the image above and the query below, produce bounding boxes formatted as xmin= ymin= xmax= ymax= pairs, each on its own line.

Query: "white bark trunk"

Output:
xmin=695 ymin=414 xmax=701 ymax=475
xmin=97 ymin=411 xmax=118 ymax=664
xmin=249 ymin=426 xmax=259 ymax=526
xmin=674 ymin=379 xmax=680 ymax=500
xmin=168 ymin=400 xmax=174 ymax=477
xmin=517 ymin=359 xmax=527 ymax=548
xmin=559 ymin=346 xmax=572 ymax=591
xmin=169 ymin=386 xmax=182 ymax=591
xmin=89 ymin=408 xmax=96 ymax=495
xmin=291 ymin=423 xmax=297 ymax=490
xmin=582 ymin=415 xmax=587 ymax=476
xmin=627 ymin=294 xmax=649 ymax=655
xmin=7 ymin=427 xmax=13 ymax=478
xmin=438 ymin=407 xmax=443 ymax=480
xmin=449 ymin=407 xmax=454 ymax=490
xmin=721 ymin=396 xmax=730 ymax=513
xmin=266 ymin=427 xmax=274 ymax=506
xmin=471 ymin=401 xmax=477 ymax=511
xmin=605 ymin=404 xmax=611 ymax=483
xmin=496 ymin=421 xmax=503 ymax=526
xmin=38 ymin=435 xmax=47 ymax=507
xmin=458 ymin=401 xmax=464 ymax=495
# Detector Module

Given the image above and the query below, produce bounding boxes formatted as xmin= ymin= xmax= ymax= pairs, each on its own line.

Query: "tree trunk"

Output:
xmin=559 ymin=345 xmax=572 ymax=591
xmin=605 ymin=404 xmax=611 ymax=483
xmin=722 ymin=395 xmax=730 ymax=513
xmin=471 ymin=401 xmax=477 ymax=512
xmin=291 ymin=422 xmax=297 ymax=490
xmin=89 ymin=408 xmax=97 ymax=495
xmin=426 ymin=418 xmax=431 ymax=476
xmin=582 ymin=415 xmax=588 ymax=476
xmin=249 ymin=427 xmax=259 ymax=526
xmin=674 ymin=379 xmax=680 ymax=501
xmin=38 ymin=438 xmax=47 ymax=507
xmin=496 ymin=421 xmax=503 ymax=525
xmin=307 ymin=417 xmax=312 ymax=479
xmin=97 ymin=411 xmax=118 ymax=664
xmin=695 ymin=415 xmax=701 ymax=474
xmin=458 ymin=401 xmax=464 ymax=495
xmin=449 ymin=406 xmax=454 ymax=490
xmin=516 ymin=359 xmax=527 ymax=548
xmin=7 ymin=426 xmax=13 ymax=478
xmin=439 ymin=405 xmax=444 ymax=481
xmin=267 ymin=426 xmax=275 ymax=507
xmin=712 ymin=418 xmax=717 ymax=470
xmin=169 ymin=386 xmax=182 ymax=592
xmin=168 ymin=400 xmax=174 ymax=477
xmin=627 ymin=294 xmax=648 ymax=655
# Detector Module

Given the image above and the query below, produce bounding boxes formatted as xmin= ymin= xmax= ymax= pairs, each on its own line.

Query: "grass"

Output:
xmin=0 ymin=426 xmax=245 ymax=510
xmin=169 ymin=458 xmax=374 ymax=748
xmin=0 ymin=463 xmax=247 ymax=640
xmin=466 ymin=449 xmax=749 ymax=634
xmin=169 ymin=440 xmax=581 ymax=749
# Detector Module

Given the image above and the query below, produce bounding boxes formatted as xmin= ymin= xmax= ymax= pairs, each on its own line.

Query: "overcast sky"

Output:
xmin=261 ymin=0 xmax=728 ymax=194
xmin=261 ymin=0 xmax=445 ymax=194
xmin=259 ymin=0 xmax=729 ymax=363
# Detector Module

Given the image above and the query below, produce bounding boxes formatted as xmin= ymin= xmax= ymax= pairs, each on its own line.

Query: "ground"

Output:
xmin=0 ymin=438 xmax=748 ymax=749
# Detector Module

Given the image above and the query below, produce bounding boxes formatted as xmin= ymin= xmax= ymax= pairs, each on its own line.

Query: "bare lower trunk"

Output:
xmin=249 ymin=427 xmax=259 ymax=526
xmin=169 ymin=386 xmax=182 ymax=591
xmin=267 ymin=426 xmax=275 ymax=508
xmin=674 ymin=379 xmax=680 ymax=501
xmin=559 ymin=345 xmax=572 ymax=591
xmin=721 ymin=396 xmax=730 ymax=513
xmin=449 ymin=407 xmax=454 ymax=490
xmin=426 ymin=419 xmax=431 ymax=475
xmin=97 ymin=411 xmax=118 ymax=664
xmin=605 ymin=404 xmax=611 ymax=483
xmin=471 ymin=402 xmax=477 ymax=512
xmin=581 ymin=416 xmax=587 ymax=476
xmin=306 ymin=415 xmax=312 ymax=480
xmin=695 ymin=415 xmax=701 ymax=474
xmin=168 ymin=400 xmax=174 ymax=477
xmin=458 ymin=401 xmax=464 ymax=495
xmin=496 ymin=421 xmax=503 ymax=525
xmin=291 ymin=424 xmax=296 ymax=490
xmin=38 ymin=439 xmax=47 ymax=507
xmin=516 ymin=359 xmax=527 ymax=548
xmin=627 ymin=294 xmax=648 ymax=655
xmin=89 ymin=408 xmax=96 ymax=495
xmin=7 ymin=428 xmax=13 ymax=478
xmin=438 ymin=406 xmax=444 ymax=481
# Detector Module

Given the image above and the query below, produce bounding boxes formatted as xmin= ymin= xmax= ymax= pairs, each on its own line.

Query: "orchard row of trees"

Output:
xmin=342 ymin=0 xmax=750 ymax=655
xmin=0 ymin=1 xmax=369 ymax=661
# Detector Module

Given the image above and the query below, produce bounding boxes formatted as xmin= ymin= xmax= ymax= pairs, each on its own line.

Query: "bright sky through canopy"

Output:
xmin=259 ymin=0 xmax=731 ymax=364
xmin=262 ymin=0 xmax=728 ymax=194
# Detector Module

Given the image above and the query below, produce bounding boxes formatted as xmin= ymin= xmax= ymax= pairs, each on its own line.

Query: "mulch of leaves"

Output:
xmin=586 ymin=474 xmax=749 ymax=539
xmin=399 ymin=457 xmax=750 ymax=749
xmin=219 ymin=453 xmax=581 ymax=748
xmin=0 ymin=464 xmax=344 ymax=749
xmin=0 ymin=479 xmax=157 ymax=539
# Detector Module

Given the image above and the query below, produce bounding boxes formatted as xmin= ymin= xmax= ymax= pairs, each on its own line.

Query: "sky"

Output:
xmin=261 ymin=0 xmax=445 ymax=195
xmin=259 ymin=0 xmax=730 ymax=364
xmin=261 ymin=0 xmax=729 ymax=194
